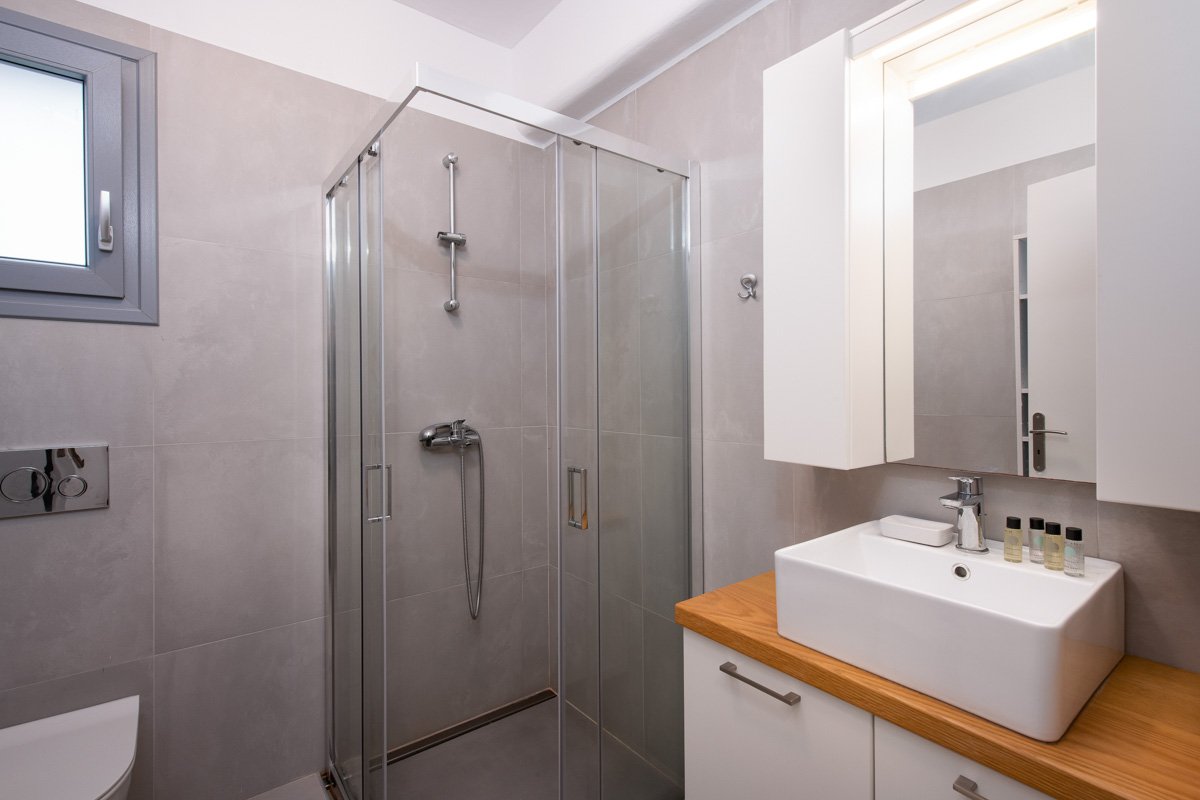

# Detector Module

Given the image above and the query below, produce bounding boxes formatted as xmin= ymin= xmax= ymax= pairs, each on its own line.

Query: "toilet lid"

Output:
xmin=0 ymin=696 xmax=138 ymax=799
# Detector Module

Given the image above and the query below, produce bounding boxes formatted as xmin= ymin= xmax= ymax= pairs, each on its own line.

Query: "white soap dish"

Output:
xmin=879 ymin=514 xmax=955 ymax=547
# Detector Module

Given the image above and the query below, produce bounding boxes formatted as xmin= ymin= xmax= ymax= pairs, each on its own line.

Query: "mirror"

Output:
xmin=882 ymin=5 xmax=1097 ymax=481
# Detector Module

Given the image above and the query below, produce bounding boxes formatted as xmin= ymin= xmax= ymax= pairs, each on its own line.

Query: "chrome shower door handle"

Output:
xmin=567 ymin=466 xmax=588 ymax=530
xmin=365 ymin=464 xmax=392 ymax=522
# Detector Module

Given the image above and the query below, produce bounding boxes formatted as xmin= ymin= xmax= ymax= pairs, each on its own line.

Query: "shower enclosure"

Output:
xmin=324 ymin=66 xmax=699 ymax=800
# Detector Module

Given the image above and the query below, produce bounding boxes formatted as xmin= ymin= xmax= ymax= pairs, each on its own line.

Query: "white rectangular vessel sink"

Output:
xmin=775 ymin=521 xmax=1124 ymax=741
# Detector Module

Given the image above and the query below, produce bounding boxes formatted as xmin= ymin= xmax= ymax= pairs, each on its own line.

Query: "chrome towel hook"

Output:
xmin=738 ymin=273 xmax=758 ymax=300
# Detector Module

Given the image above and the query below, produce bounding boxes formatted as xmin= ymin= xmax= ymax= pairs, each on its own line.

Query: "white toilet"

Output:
xmin=0 ymin=695 xmax=139 ymax=799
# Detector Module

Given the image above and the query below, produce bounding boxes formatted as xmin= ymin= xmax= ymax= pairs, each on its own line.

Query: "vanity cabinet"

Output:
xmin=875 ymin=719 xmax=1052 ymax=800
xmin=685 ymin=631 xmax=1052 ymax=800
xmin=684 ymin=630 xmax=874 ymax=800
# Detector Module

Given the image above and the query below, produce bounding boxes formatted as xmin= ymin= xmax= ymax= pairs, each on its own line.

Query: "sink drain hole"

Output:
xmin=952 ymin=563 xmax=971 ymax=580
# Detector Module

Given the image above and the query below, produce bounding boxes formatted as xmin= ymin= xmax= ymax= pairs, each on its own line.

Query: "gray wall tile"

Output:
xmin=153 ymin=619 xmax=323 ymax=800
xmin=522 ymin=283 xmax=550 ymax=427
xmin=153 ymin=238 xmax=302 ymax=444
xmin=599 ymin=431 xmax=643 ymax=604
xmin=914 ymin=291 xmax=1016 ymax=418
xmin=909 ymin=414 xmax=1019 ymax=475
xmin=640 ymin=251 xmax=689 ymax=439
xmin=520 ymin=145 xmax=550 ymax=286
xmin=597 ymin=151 xmax=641 ymax=272
xmin=633 ymin=3 xmax=790 ymax=244
xmin=600 ymin=592 xmax=644 ymax=750
xmin=154 ymin=438 xmax=324 ymax=652
xmin=599 ymin=265 xmax=642 ymax=434
xmin=641 ymin=435 xmax=689 ymax=620
xmin=700 ymin=229 xmax=765 ymax=445
xmin=703 ymin=440 xmax=794 ymax=590
xmin=562 ymin=571 xmax=599 ymax=720
xmin=642 ymin=610 xmax=684 ymax=785
xmin=1098 ymin=502 xmax=1200 ymax=671
xmin=521 ymin=566 xmax=551 ymax=695
xmin=913 ymin=168 xmax=1016 ymax=302
xmin=0 ymin=318 xmax=154 ymax=448
xmin=0 ymin=447 xmax=153 ymax=692
xmin=385 ymin=572 xmax=526 ymax=744
xmin=154 ymin=28 xmax=378 ymax=259
xmin=522 ymin=427 xmax=550 ymax=569
xmin=386 ymin=270 xmax=522 ymax=433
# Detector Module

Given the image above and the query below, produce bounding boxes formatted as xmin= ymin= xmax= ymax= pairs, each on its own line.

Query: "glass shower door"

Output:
xmin=559 ymin=138 xmax=690 ymax=800
xmin=328 ymin=141 xmax=389 ymax=800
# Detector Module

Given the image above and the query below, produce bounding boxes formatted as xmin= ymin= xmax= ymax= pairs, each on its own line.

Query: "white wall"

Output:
xmin=914 ymin=66 xmax=1095 ymax=190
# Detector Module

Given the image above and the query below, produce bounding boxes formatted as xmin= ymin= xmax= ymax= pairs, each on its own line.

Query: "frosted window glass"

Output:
xmin=0 ymin=60 xmax=86 ymax=266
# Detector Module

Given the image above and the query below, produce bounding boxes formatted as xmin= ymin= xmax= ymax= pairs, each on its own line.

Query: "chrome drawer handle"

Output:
xmin=953 ymin=776 xmax=989 ymax=800
xmin=719 ymin=662 xmax=801 ymax=706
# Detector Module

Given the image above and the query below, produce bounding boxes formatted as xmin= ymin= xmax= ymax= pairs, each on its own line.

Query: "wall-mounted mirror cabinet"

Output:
xmin=764 ymin=0 xmax=1200 ymax=512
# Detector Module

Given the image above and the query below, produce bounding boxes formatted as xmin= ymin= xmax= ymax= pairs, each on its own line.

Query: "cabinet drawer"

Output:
xmin=684 ymin=630 xmax=873 ymax=800
xmin=875 ymin=718 xmax=1052 ymax=800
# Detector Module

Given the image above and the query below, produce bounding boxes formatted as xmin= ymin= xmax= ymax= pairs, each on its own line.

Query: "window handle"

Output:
xmin=98 ymin=190 xmax=114 ymax=252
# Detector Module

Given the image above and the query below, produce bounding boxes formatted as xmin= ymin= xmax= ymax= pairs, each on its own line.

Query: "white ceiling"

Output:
xmin=74 ymin=0 xmax=770 ymax=127
xmin=394 ymin=0 xmax=564 ymax=48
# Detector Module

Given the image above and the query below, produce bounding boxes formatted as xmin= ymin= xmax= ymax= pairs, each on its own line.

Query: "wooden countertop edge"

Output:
xmin=675 ymin=572 xmax=1200 ymax=800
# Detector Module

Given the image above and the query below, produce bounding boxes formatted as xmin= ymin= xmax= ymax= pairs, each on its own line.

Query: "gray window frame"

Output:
xmin=0 ymin=8 xmax=157 ymax=324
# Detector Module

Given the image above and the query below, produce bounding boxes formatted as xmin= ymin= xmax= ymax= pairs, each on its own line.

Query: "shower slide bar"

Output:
xmin=436 ymin=152 xmax=466 ymax=312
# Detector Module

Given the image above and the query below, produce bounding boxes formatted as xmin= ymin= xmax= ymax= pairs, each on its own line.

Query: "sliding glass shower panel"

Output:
xmin=595 ymin=150 xmax=688 ymax=800
xmin=558 ymin=136 xmax=601 ymax=800
xmin=328 ymin=159 xmax=364 ymax=800
xmin=359 ymin=144 xmax=388 ymax=800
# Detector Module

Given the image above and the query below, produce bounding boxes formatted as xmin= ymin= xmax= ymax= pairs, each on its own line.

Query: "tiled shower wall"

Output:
xmin=590 ymin=0 xmax=1200 ymax=673
xmin=376 ymin=108 xmax=554 ymax=746
xmin=0 ymin=1 xmax=381 ymax=798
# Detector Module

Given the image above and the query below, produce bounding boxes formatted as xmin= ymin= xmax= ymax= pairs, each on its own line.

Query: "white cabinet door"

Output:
xmin=684 ymin=630 xmax=873 ymax=800
xmin=875 ymin=718 xmax=1051 ymax=800
xmin=1027 ymin=167 xmax=1097 ymax=483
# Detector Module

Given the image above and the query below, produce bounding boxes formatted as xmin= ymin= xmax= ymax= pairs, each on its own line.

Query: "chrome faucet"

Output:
xmin=939 ymin=476 xmax=988 ymax=554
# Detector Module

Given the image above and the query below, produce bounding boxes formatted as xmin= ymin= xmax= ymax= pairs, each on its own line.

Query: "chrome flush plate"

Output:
xmin=0 ymin=446 xmax=109 ymax=519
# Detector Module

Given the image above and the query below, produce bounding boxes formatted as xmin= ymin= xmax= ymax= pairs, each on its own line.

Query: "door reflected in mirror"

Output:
xmin=885 ymin=17 xmax=1096 ymax=481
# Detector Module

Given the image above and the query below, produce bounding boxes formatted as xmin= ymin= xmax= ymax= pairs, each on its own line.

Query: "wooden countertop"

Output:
xmin=675 ymin=572 xmax=1200 ymax=800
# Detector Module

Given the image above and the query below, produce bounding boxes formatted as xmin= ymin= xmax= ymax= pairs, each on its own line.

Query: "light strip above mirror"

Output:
xmin=903 ymin=0 xmax=1095 ymax=98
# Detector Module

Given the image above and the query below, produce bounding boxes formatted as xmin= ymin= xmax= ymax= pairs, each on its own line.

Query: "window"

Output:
xmin=0 ymin=8 xmax=157 ymax=324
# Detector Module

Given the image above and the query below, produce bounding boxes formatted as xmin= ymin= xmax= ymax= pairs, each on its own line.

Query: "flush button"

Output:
xmin=57 ymin=474 xmax=88 ymax=498
xmin=0 ymin=467 xmax=51 ymax=503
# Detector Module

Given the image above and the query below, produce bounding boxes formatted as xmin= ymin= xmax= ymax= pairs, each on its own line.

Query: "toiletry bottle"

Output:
xmin=1064 ymin=527 xmax=1085 ymax=577
xmin=1004 ymin=516 xmax=1023 ymax=563
xmin=1028 ymin=517 xmax=1045 ymax=564
xmin=1043 ymin=522 xmax=1064 ymax=571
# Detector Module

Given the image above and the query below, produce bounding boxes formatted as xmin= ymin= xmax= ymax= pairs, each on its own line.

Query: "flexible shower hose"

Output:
xmin=458 ymin=437 xmax=484 ymax=619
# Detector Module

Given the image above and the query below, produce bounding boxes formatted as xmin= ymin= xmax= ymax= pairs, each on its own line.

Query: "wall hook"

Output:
xmin=738 ymin=273 xmax=758 ymax=300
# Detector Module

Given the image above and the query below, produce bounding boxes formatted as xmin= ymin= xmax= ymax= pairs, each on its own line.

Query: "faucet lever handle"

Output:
xmin=948 ymin=476 xmax=982 ymax=495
